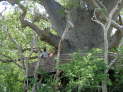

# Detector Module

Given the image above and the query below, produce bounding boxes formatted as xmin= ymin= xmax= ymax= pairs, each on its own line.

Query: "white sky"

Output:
xmin=0 ymin=1 xmax=13 ymax=15
xmin=0 ymin=1 xmax=47 ymax=17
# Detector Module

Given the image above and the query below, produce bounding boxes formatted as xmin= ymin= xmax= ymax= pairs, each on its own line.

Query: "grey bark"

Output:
xmin=42 ymin=0 xmax=66 ymax=35
xmin=42 ymin=0 xmax=123 ymax=53
xmin=7 ymin=0 xmax=123 ymax=53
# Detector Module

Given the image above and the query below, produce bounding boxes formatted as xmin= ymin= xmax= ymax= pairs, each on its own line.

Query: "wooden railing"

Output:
xmin=27 ymin=52 xmax=122 ymax=76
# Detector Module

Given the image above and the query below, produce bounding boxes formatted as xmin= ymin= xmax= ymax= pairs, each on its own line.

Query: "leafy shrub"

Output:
xmin=0 ymin=63 xmax=24 ymax=92
xmin=59 ymin=49 xmax=106 ymax=91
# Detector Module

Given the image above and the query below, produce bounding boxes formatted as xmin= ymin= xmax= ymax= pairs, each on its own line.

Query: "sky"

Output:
xmin=0 ymin=1 xmax=14 ymax=16
xmin=0 ymin=1 xmax=47 ymax=17
xmin=0 ymin=1 xmax=11 ymax=12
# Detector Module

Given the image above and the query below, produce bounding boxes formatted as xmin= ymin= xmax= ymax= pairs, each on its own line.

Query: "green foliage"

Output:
xmin=113 ymin=47 xmax=123 ymax=85
xmin=0 ymin=63 xmax=24 ymax=92
xmin=59 ymin=49 xmax=106 ymax=90
xmin=37 ymin=77 xmax=56 ymax=92
xmin=0 ymin=6 xmax=54 ymax=92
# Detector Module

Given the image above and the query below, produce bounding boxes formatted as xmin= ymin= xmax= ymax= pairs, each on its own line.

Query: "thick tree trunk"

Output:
xmin=43 ymin=0 xmax=123 ymax=54
xmin=63 ymin=8 xmax=104 ymax=52
xmin=7 ymin=0 xmax=123 ymax=54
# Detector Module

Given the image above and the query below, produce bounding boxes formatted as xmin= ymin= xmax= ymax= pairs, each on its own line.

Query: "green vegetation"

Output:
xmin=0 ymin=63 xmax=24 ymax=92
xmin=0 ymin=0 xmax=123 ymax=92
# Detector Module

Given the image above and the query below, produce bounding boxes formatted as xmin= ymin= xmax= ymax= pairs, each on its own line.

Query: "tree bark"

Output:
xmin=41 ymin=0 xmax=123 ymax=53
xmin=42 ymin=0 xmax=66 ymax=36
xmin=7 ymin=0 xmax=123 ymax=53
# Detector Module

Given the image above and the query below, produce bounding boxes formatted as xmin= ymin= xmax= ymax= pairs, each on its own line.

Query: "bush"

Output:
xmin=59 ymin=49 xmax=106 ymax=91
xmin=0 ymin=63 xmax=24 ymax=92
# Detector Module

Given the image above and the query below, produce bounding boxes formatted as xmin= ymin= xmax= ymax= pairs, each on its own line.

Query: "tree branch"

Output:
xmin=109 ymin=15 xmax=123 ymax=49
xmin=111 ymin=20 xmax=123 ymax=30
xmin=92 ymin=1 xmax=122 ymax=92
xmin=0 ymin=58 xmax=24 ymax=69
xmin=0 ymin=54 xmax=38 ymax=63
xmin=19 ymin=4 xmax=60 ymax=48
xmin=106 ymin=53 xmax=119 ymax=73
xmin=0 ymin=59 xmax=14 ymax=62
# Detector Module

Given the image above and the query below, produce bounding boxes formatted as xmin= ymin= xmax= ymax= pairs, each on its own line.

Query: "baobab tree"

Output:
xmin=6 ymin=0 xmax=123 ymax=53
xmin=2 ymin=0 xmax=123 ymax=92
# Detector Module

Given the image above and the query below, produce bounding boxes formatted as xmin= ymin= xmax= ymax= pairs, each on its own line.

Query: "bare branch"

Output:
xmin=106 ymin=53 xmax=119 ymax=73
xmin=92 ymin=9 xmax=105 ymax=30
xmin=111 ymin=20 xmax=123 ymax=30
xmin=91 ymin=0 xmax=102 ymax=8
xmin=109 ymin=15 xmax=123 ymax=49
xmin=118 ymin=15 xmax=123 ymax=25
xmin=92 ymin=1 xmax=122 ymax=92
